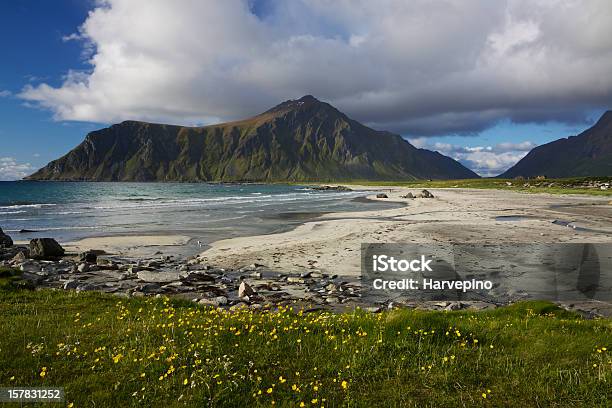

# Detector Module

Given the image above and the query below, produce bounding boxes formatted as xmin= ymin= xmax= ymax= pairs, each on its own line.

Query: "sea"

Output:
xmin=0 ymin=182 xmax=398 ymax=254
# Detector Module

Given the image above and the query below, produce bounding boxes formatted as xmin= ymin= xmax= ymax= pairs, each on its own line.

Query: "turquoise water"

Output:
xmin=0 ymin=182 xmax=396 ymax=248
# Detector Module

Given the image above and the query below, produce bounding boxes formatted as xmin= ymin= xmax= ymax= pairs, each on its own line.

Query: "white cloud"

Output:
xmin=0 ymin=157 xmax=35 ymax=181
xmin=0 ymin=90 xmax=11 ymax=98
xmin=410 ymin=140 xmax=537 ymax=177
xmin=18 ymin=0 xmax=612 ymax=135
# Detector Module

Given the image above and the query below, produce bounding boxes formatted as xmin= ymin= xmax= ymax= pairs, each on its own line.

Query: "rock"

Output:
xmin=63 ymin=280 xmax=80 ymax=290
xmin=365 ymin=306 xmax=382 ymax=313
xmin=97 ymin=260 xmax=118 ymax=270
xmin=137 ymin=270 xmax=179 ymax=283
xmin=79 ymin=251 xmax=97 ymax=264
xmin=29 ymin=238 xmax=64 ymax=260
xmin=238 ymin=281 xmax=256 ymax=298
xmin=77 ymin=263 xmax=89 ymax=273
xmin=76 ymin=283 xmax=98 ymax=292
xmin=198 ymin=296 xmax=228 ymax=307
xmin=0 ymin=227 xmax=13 ymax=248
xmin=444 ymin=302 xmax=464 ymax=311
xmin=19 ymin=271 xmax=42 ymax=285
xmin=420 ymin=189 xmax=434 ymax=198
xmin=400 ymin=193 xmax=414 ymax=199
xmin=180 ymin=270 xmax=215 ymax=282
xmin=127 ymin=265 xmax=140 ymax=274
xmin=20 ymin=261 xmax=42 ymax=274
xmin=139 ymin=283 xmax=161 ymax=293
xmin=119 ymin=272 xmax=132 ymax=280
xmin=11 ymin=251 xmax=27 ymax=263
xmin=376 ymin=193 xmax=388 ymax=198
xmin=287 ymin=277 xmax=306 ymax=284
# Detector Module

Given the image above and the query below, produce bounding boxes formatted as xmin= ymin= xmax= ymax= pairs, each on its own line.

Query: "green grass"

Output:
xmin=0 ymin=267 xmax=34 ymax=291
xmin=0 ymin=290 xmax=610 ymax=407
xmin=336 ymin=177 xmax=612 ymax=196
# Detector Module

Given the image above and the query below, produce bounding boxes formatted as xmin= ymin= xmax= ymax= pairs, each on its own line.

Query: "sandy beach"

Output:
xmin=197 ymin=187 xmax=612 ymax=276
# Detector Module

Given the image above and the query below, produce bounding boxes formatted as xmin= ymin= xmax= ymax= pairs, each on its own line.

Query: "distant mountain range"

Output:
xmin=26 ymin=95 xmax=478 ymax=182
xmin=500 ymin=111 xmax=612 ymax=178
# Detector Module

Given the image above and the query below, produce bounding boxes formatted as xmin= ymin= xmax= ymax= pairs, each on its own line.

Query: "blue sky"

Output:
xmin=1 ymin=1 xmax=611 ymax=179
xmin=0 ymin=1 xmax=102 ymax=177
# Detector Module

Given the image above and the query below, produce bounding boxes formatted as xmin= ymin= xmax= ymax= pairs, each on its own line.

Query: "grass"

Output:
xmin=0 ymin=290 xmax=610 ymax=407
xmin=335 ymin=177 xmax=612 ymax=196
xmin=0 ymin=267 xmax=34 ymax=291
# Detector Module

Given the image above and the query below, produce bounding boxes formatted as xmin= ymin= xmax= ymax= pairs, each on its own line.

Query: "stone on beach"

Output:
xmin=79 ymin=250 xmax=98 ymax=264
xmin=0 ymin=227 xmax=13 ymax=248
xmin=137 ymin=270 xmax=179 ymax=284
xmin=419 ymin=189 xmax=434 ymax=198
xmin=238 ymin=281 xmax=256 ymax=298
xmin=376 ymin=193 xmax=388 ymax=198
xmin=29 ymin=238 xmax=65 ymax=260
xmin=11 ymin=251 xmax=27 ymax=263
xmin=198 ymin=296 xmax=228 ymax=307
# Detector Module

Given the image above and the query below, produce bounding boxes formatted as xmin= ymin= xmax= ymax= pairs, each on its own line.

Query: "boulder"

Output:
xmin=139 ymin=283 xmax=162 ymax=293
xmin=79 ymin=250 xmax=97 ymax=264
xmin=137 ymin=270 xmax=178 ymax=283
xmin=376 ymin=193 xmax=388 ymax=199
xmin=198 ymin=296 xmax=228 ymax=307
xmin=76 ymin=283 xmax=99 ymax=292
xmin=11 ymin=251 xmax=27 ymax=263
xmin=400 ymin=193 xmax=414 ymax=199
xmin=63 ymin=280 xmax=80 ymax=290
xmin=29 ymin=238 xmax=64 ymax=259
xmin=0 ymin=227 xmax=13 ymax=248
xmin=238 ymin=281 xmax=256 ymax=298
xmin=420 ymin=189 xmax=434 ymax=198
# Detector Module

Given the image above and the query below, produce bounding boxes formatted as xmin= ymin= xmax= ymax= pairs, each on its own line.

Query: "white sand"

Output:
xmin=198 ymin=187 xmax=612 ymax=276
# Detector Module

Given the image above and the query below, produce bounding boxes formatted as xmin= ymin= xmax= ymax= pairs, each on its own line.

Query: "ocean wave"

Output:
xmin=0 ymin=210 xmax=27 ymax=215
xmin=85 ymin=191 xmax=363 ymax=211
xmin=0 ymin=203 xmax=57 ymax=210
xmin=117 ymin=197 xmax=165 ymax=202
xmin=4 ymin=225 xmax=98 ymax=233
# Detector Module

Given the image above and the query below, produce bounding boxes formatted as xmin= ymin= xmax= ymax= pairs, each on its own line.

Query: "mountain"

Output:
xmin=500 ymin=112 xmax=612 ymax=178
xmin=27 ymin=95 xmax=478 ymax=182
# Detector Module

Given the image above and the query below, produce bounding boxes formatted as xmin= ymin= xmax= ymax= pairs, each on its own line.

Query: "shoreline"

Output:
xmin=2 ymin=185 xmax=611 ymax=316
xmin=197 ymin=186 xmax=612 ymax=276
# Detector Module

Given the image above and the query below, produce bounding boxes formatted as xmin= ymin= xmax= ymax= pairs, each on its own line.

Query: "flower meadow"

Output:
xmin=1 ymin=290 xmax=610 ymax=407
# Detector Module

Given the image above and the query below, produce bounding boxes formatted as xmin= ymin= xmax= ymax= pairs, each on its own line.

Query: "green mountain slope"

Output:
xmin=500 ymin=111 xmax=612 ymax=178
xmin=27 ymin=95 xmax=479 ymax=182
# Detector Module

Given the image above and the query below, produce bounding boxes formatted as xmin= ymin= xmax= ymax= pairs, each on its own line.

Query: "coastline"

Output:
xmin=197 ymin=186 xmax=612 ymax=276
xmin=3 ymin=184 xmax=612 ymax=316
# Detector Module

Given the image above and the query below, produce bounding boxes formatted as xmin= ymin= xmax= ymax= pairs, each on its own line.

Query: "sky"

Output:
xmin=1 ymin=0 xmax=611 ymax=179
